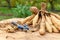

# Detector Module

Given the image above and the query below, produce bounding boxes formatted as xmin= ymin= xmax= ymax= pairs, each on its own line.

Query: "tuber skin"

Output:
xmin=51 ymin=13 xmax=60 ymax=20
xmin=45 ymin=14 xmax=52 ymax=33
xmin=41 ymin=2 xmax=46 ymax=11
xmin=26 ymin=19 xmax=33 ymax=25
xmin=39 ymin=13 xmax=46 ymax=35
xmin=5 ymin=25 xmax=15 ymax=33
xmin=45 ymin=21 xmax=52 ymax=33
xmin=30 ymin=6 xmax=39 ymax=14
xmin=51 ymin=25 xmax=59 ymax=33
xmin=21 ymin=14 xmax=35 ymax=24
xmin=33 ymin=13 xmax=39 ymax=28
xmin=39 ymin=2 xmax=46 ymax=35
xmin=48 ymin=15 xmax=59 ymax=33
xmin=50 ymin=15 xmax=60 ymax=30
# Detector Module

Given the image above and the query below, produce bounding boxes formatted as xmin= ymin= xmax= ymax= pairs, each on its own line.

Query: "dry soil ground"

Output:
xmin=0 ymin=30 xmax=60 ymax=40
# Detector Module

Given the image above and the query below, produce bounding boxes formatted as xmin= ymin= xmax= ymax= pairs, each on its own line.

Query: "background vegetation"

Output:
xmin=0 ymin=0 xmax=60 ymax=20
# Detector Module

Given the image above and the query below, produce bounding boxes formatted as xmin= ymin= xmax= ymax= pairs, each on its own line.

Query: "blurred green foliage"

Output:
xmin=11 ymin=3 xmax=32 ymax=18
xmin=0 ymin=0 xmax=60 ymax=9
xmin=0 ymin=0 xmax=60 ymax=20
xmin=0 ymin=2 xmax=32 ymax=20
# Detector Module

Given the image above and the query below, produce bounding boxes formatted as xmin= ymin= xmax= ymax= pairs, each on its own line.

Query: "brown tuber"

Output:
xmin=30 ymin=6 xmax=39 ymax=14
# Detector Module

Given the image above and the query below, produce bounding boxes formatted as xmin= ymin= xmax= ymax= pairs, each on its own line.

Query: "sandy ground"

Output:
xmin=0 ymin=30 xmax=60 ymax=40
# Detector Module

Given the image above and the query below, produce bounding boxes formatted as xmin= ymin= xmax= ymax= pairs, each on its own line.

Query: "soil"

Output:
xmin=0 ymin=30 xmax=60 ymax=40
